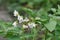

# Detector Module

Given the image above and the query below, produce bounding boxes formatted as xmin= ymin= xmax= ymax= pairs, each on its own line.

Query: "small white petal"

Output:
xmin=23 ymin=25 xmax=28 ymax=28
xmin=12 ymin=21 xmax=17 ymax=27
xmin=14 ymin=10 xmax=19 ymax=16
xmin=18 ymin=15 xmax=23 ymax=20
xmin=28 ymin=22 xmax=36 ymax=28
xmin=17 ymin=15 xmax=23 ymax=23
xmin=23 ymin=17 xmax=29 ymax=22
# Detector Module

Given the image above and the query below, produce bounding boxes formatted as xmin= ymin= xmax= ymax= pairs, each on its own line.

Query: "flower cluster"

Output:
xmin=12 ymin=10 xmax=40 ymax=29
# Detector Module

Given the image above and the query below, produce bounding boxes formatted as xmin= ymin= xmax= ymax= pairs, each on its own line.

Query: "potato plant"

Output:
xmin=0 ymin=0 xmax=60 ymax=40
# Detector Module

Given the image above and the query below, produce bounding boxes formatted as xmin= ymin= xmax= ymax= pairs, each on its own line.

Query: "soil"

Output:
xmin=0 ymin=10 xmax=12 ymax=22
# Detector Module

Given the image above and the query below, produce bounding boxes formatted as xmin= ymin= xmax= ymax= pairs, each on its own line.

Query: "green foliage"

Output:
xmin=0 ymin=0 xmax=60 ymax=40
xmin=44 ymin=18 xmax=57 ymax=32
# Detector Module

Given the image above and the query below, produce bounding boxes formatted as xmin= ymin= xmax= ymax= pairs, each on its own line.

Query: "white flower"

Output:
xmin=28 ymin=22 xmax=36 ymax=28
xmin=17 ymin=15 xmax=23 ymax=23
xmin=12 ymin=21 xmax=17 ymax=27
xmin=23 ymin=25 xmax=28 ymax=28
xmin=14 ymin=10 xmax=19 ymax=16
xmin=35 ymin=17 xmax=40 ymax=20
xmin=23 ymin=17 xmax=29 ymax=22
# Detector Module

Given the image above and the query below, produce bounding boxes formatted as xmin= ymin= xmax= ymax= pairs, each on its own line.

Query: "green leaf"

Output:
xmin=19 ymin=0 xmax=27 ymax=3
xmin=7 ymin=37 xmax=20 ymax=40
xmin=37 ymin=8 xmax=49 ymax=22
xmin=44 ymin=18 xmax=57 ymax=32
xmin=46 ymin=37 xmax=52 ymax=40
xmin=22 ymin=7 xmax=36 ymax=17
xmin=56 ymin=5 xmax=60 ymax=15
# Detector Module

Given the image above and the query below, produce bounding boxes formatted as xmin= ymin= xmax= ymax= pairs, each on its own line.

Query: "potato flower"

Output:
xmin=17 ymin=15 xmax=23 ymax=23
xmin=23 ymin=17 xmax=29 ymax=22
xmin=14 ymin=10 xmax=19 ymax=16
xmin=28 ymin=22 xmax=36 ymax=28
xmin=12 ymin=21 xmax=17 ymax=27
xmin=23 ymin=25 xmax=28 ymax=28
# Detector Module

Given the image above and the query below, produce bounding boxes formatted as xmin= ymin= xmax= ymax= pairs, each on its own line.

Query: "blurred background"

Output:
xmin=0 ymin=0 xmax=60 ymax=21
xmin=0 ymin=0 xmax=60 ymax=40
